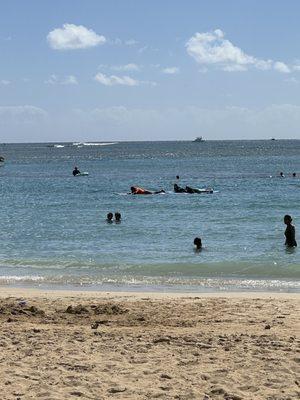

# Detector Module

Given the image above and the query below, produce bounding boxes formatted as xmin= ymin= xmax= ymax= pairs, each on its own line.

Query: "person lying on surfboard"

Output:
xmin=174 ymin=183 xmax=187 ymax=193
xmin=130 ymin=186 xmax=165 ymax=195
xmin=185 ymin=186 xmax=213 ymax=194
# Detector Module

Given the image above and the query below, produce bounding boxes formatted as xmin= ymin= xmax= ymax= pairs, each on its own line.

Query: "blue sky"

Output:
xmin=1 ymin=0 xmax=300 ymax=142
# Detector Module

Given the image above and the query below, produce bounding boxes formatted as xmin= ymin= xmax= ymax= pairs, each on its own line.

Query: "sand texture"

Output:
xmin=0 ymin=290 xmax=299 ymax=400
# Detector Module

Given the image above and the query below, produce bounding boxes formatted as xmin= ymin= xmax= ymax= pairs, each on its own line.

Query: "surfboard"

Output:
xmin=75 ymin=172 xmax=89 ymax=176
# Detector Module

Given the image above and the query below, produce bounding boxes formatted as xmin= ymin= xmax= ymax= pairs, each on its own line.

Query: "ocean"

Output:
xmin=0 ymin=140 xmax=299 ymax=292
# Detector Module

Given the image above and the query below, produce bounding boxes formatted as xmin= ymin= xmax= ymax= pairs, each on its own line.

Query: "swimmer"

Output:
xmin=280 ymin=172 xmax=285 ymax=178
xmin=106 ymin=212 xmax=113 ymax=223
xmin=293 ymin=172 xmax=296 ymax=177
xmin=115 ymin=212 xmax=121 ymax=223
xmin=284 ymin=215 xmax=297 ymax=247
xmin=194 ymin=237 xmax=202 ymax=251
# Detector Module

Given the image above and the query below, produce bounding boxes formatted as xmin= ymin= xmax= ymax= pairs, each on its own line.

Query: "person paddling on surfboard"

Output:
xmin=130 ymin=186 xmax=165 ymax=195
xmin=73 ymin=166 xmax=81 ymax=176
xmin=174 ymin=183 xmax=187 ymax=193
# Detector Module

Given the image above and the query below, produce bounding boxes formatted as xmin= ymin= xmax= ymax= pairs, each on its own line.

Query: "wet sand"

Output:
xmin=0 ymin=288 xmax=299 ymax=400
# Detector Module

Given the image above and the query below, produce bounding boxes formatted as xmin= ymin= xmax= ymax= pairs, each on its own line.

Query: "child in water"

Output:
xmin=284 ymin=215 xmax=297 ymax=247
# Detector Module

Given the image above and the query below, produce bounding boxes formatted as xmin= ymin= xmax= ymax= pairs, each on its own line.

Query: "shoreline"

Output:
xmin=0 ymin=286 xmax=299 ymax=300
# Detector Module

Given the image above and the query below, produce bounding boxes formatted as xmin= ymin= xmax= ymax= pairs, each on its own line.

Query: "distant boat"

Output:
xmin=193 ymin=136 xmax=204 ymax=142
xmin=270 ymin=138 xmax=276 ymax=141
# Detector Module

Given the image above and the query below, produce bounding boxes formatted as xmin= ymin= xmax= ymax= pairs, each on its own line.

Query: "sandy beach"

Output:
xmin=0 ymin=288 xmax=299 ymax=400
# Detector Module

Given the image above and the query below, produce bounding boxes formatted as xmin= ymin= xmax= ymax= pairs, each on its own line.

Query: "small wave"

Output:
xmin=0 ymin=274 xmax=298 ymax=292
xmin=0 ymin=275 xmax=45 ymax=283
xmin=73 ymin=142 xmax=117 ymax=147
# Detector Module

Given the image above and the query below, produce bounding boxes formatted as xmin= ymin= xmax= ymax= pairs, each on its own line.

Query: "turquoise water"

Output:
xmin=0 ymin=140 xmax=299 ymax=292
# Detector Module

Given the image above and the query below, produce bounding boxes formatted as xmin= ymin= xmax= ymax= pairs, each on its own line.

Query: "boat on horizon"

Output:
xmin=193 ymin=136 xmax=205 ymax=142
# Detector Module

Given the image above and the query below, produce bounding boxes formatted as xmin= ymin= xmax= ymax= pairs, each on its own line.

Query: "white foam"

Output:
xmin=83 ymin=142 xmax=116 ymax=146
xmin=72 ymin=142 xmax=116 ymax=147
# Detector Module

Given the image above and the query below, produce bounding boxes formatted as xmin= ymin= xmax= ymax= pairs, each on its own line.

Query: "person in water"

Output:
xmin=186 ymin=186 xmax=197 ymax=194
xmin=194 ymin=237 xmax=202 ymax=251
xmin=292 ymin=172 xmax=296 ymax=177
xmin=174 ymin=183 xmax=187 ymax=193
xmin=284 ymin=215 xmax=297 ymax=247
xmin=280 ymin=172 xmax=285 ymax=177
xmin=106 ymin=212 xmax=113 ymax=223
xmin=115 ymin=212 xmax=121 ymax=223
xmin=130 ymin=186 xmax=165 ymax=195
xmin=185 ymin=185 xmax=213 ymax=194
xmin=73 ymin=166 xmax=81 ymax=176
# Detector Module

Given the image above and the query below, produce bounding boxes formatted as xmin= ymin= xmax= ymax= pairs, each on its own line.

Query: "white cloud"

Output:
xmin=186 ymin=29 xmax=291 ymax=73
xmin=94 ymin=72 xmax=156 ymax=87
xmin=162 ymin=67 xmax=180 ymax=74
xmin=125 ymin=39 xmax=138 ymax=46
xmin=45 ymin=74 xmax=58 ymax=84
xmin=222 ymin=65 xmax=247 ymax=72
xmin=113 ymin=38 xmax=122 ymax=45
xmin=0 ymin=105 xmax=48 ymax=141
xmin=285 ymin=77 xmax=299 ymax=84
xmin=111 ymin=38 xmax=138 ymax=46
xmin=112 ymin=63 xmax=140 ymax=72
xmin=273 ymin=61 xmax=291 ymax=74
xmin=254 ymin=60 xmax=273 ymax=71
xmin=0 ymin=105 xmax=47 ymax=124
xmin=186 ymin=29 xmax=255 ymax=68
xmin=45 ymin=74 xmax=78 ymax=85
xmin=62 ymin=75 xmax=78 ymax=85
xmin=47 ymin=23 xmax=106 ymax=50
xmin=138 ymin=45 xmax=148 ymax=53
xmin=94 ymin=72 xmax=139 ymax=86
xmin=0 ymin=79 xmax=10 ymax=85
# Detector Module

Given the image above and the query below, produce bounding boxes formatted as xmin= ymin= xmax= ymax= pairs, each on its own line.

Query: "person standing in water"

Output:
xmin=193 ymin=237 xmax=202 ymax=251
xmin=284 ymin=215 xmax=297 ymax=247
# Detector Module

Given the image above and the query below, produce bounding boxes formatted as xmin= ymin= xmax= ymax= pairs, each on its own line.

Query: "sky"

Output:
xmin=1 ymin=0 xmax=300 ymax=142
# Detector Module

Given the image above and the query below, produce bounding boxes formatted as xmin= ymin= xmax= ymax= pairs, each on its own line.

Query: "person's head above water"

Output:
xmin=176 ymin=175 xmax=179 ymax=180
xmin=107 ymin=212 xmax=113 ymax=221
xmin=115 ymin=212 xmax=121 ymax=222
xmin=293 ymin=172 xmax=296 ymax=177
xmin=284 ymin=215 xmax=293 ymax=225
xmin=280 ymin=172 xmax=284 ymax=177
xmin=194 ymin=237 xmax=202 ymax=250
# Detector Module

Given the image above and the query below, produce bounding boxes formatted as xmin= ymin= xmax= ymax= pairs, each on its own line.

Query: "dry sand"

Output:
xmin=0 ymin=288 xmax=299 ymax=400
